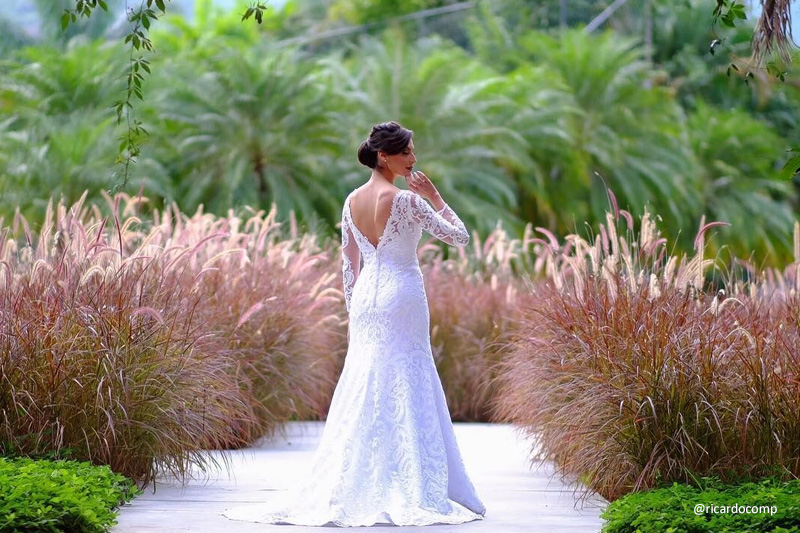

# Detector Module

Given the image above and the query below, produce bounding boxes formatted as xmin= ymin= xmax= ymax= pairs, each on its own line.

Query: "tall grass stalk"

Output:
xmin=422 ymin=224 xmax=531 ymax=422
xmin=495 ymin=202 xmax=800 ymax=501
xmin=0 ymin=193 xmax=343 ymax=483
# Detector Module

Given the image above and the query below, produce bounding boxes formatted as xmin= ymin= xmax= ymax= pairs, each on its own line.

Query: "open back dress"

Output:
xmin=223 ymin=188 xmax=486 ymax=526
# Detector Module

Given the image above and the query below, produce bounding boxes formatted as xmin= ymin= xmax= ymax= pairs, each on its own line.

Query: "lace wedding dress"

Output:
xmin=223 ymin=188 xmax=486 ymax=527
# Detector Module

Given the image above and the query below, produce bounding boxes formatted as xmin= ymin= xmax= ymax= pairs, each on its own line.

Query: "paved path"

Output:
xmin=114 ymin=422 xmax=607 ymax=532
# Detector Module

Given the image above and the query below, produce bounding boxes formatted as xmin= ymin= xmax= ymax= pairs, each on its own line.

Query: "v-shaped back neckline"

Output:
xmin=346 ymin=189 xmax=404 ymax=251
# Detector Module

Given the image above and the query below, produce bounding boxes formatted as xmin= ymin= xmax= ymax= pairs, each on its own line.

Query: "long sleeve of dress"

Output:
xmin=408 ymin=192 xmax=470 ymax=248
xmin=341 ymin=209 xmax=361 ymax=313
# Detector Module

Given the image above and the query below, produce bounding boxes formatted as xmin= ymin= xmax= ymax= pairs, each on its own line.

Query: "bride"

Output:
xmin=223 ymin=121 xmax=486 ymax=527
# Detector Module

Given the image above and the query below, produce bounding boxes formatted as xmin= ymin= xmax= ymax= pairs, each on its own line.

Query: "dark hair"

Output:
xmin=357 ymin=121 xmax=413 ymax=169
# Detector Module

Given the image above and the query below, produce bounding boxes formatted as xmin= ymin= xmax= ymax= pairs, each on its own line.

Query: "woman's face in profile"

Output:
xmin=382 ymin=139 xmax=417 ymax=178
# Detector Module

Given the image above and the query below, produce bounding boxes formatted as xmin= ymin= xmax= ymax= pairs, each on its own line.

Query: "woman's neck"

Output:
xmin=369 ymin=167 xmax=396 ymax=186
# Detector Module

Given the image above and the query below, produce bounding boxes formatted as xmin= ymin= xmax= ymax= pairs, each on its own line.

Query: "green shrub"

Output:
xmin=602 ymin=477 xmax=800 ymax=533
xmin=0 ymin=457 xmax=140 ymax=533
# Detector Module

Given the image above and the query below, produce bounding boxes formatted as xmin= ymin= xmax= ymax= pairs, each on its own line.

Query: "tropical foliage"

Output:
xmin=1 ymin=2 xmax=799 ymax=522
xmin=688 ymin=101 xmax=796 ymax=259
xmin=1 ymin=0 xmax=797 ymax=263
xmin=328 ymin=0 xmax=450 ymax=25
xmin=143 ymin=43 xmax=343 ymax=226
xmin=0 ymin=40 xmax=162 ymax=223
xmin=510 ymin=30 xmax=700 ymax=242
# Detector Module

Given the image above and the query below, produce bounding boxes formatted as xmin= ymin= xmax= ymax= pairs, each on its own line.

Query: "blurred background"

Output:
xmin=2 ymin=0 xmax=799 ymax=264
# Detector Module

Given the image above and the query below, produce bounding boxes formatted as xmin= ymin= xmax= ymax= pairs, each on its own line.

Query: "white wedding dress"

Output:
xmin=223 ymin=188 xmax=486 ymax=527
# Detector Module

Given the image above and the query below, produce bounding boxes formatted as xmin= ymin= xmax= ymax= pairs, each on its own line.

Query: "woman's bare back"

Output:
xmin=348 ymin=185 xmax=400 ymax=248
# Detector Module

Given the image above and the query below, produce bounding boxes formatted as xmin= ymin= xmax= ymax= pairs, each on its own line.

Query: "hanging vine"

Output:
xmin=61 ymin=0 xmax=269 ymax=191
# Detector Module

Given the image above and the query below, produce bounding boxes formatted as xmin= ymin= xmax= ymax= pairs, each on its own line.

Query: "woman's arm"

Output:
xmin=408 ymin=192 xmax=469 ymax=248
xmin=341 ymin=208 xmax=361 ymax=313
xmin=405 ymin=170 xmax=469 ymax=247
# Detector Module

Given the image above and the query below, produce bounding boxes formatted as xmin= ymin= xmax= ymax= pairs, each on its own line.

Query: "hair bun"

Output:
xmin=357 ymin=140 xmax=378 ymax=169
xmin=356 ymin=121 xmax=413 ymax=170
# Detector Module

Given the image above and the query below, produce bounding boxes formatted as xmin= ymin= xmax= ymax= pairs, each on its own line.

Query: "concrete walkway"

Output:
xmin=114 ymin=422 xmax=608 ymax=532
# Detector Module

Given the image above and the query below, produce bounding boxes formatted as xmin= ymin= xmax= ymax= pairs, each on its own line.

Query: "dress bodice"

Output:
xmin=340 ymin=189 xmax=469 ymax=313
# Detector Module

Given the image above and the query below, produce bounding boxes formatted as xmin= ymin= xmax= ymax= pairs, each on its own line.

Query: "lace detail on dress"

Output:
xmin=223 ymin=187 xmax=484 ymax=527
xmin=407 ymin=193 xmax=470 ymax=248
xmin=340 ymin=200 xmax=360 ymax=313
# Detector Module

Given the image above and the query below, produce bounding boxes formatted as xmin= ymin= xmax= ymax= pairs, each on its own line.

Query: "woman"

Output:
xmin=224 ymin=121 xmax=486 ymax=526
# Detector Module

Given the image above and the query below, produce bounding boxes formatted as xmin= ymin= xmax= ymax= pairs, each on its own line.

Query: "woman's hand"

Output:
xmin=407 ymin=171 xmax=444 ymax=209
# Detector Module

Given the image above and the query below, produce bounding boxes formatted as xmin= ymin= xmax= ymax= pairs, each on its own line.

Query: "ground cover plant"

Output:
xmin=0 ymin=456 xmax=140 ymax=532
xmin=601 ymin=477 xmax=800 ymax=532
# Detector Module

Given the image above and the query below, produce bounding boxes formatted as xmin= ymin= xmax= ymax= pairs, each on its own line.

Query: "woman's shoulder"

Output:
xmin=348 ymin=185 xmax=406 ymax=202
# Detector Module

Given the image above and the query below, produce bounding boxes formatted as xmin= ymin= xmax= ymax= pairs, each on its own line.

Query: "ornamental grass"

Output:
xmin=0 ymin=193 xmax=343 ymax=484
xmin=422 ymin=223 xmax=534 ymax=422
xmin=494 ymin=196 xmax=800 ymax=501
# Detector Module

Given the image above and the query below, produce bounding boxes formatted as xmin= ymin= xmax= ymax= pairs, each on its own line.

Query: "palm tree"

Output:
xmin=142 ymin=40 xmax=344 ymax=230
xmin=323 ymin=28 xmax=527 ymax=237
xmin=510 ymin=29 xmax=701 ymax=244
xmin=1 ymin=40 xmax=127 ymax=118
xmin=688 ymin=101 xmax=796 ymax=262
xmin=1 ymin=112 xmax=118 ymax=221
xmin=0 ymin=40 xmax=172 ymax=224
xmin=488 ymin=63 xmax=582 ymax=229
xmin=0 ymin=108 xmax=173 ymax=225
xmin=152 ymin=0 xmax=264 ymax=57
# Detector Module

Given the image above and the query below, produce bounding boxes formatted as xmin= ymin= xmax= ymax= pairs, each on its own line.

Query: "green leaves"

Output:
xmin=687 ymin=101 xmax=795 ymax=260
xmin=144 ymin=43 xmax=344 ymax=222
xmin=766 ymin=60 xmax=789 ymax=82
xmin=61 ymin=0 xmax=111 ymax=32
xmin=0 ymin=457 xmax=140 ymax=532
xmin=712 ymin=0 xmax=747 ymax=28
xmin=510 ymin=29 xmax=700 ymax=240
xmin=602 ymin=477 xmax=800 ymax=532
xmin=242 ymin=2 xmax=270 ymax=24
xmin=130 ymin=7 xmax=161 ymax=34
xmin=113 ymin=2 xmax=166 ymax=189
xmin=60 ymin=10 xmax=76 ymax=32
xmin=782 ymin=149 xmax=800 ymax=181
